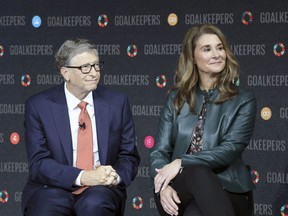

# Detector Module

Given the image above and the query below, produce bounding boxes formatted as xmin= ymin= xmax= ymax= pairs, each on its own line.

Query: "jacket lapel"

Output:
xmin=50 ymin=84 xmax=73 ymax=165
xmin=93 ymin=87 xmax=109 ymax=164
xmin=177 ymin=103 xmax=198 ymax=151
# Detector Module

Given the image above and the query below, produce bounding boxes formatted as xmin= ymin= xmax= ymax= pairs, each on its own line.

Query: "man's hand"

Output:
xmin=80 ymin=165 xmax=118 ymax=186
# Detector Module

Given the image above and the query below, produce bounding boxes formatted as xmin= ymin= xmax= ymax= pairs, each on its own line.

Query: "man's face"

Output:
xmin=61 ymin=52 xmax=101 ymax=100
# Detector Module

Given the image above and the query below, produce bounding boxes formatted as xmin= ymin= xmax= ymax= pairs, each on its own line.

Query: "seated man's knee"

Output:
xmin=74 ymin=186 xmax=121 ymax=215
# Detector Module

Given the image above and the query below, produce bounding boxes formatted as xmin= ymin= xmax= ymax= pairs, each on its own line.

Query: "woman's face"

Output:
xmin=194 ymin=33 xmax=226 ymax=76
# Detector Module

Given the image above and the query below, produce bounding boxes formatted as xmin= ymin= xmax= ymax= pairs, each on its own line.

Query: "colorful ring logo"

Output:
xmin=132 ymin=196 xmax=143 ymax=210
xmin=127 ymin=45 xmax=138 ymax=57
xmin=21 ymin=74 xmax=31 ymax=87
xmin=241 ymin=11 xmax=253 ymax=25
xmin=273 ymin=43 xmax=285 ymax=57
xmin=280 ymin=204 xmax=288 ymax=216
xmin=0 ymin=190 xmax=9 ymax=203
xmin=156 ymin=75 xmax=167 ymax=88
xmin=98 ymin=14 xmax=108 ymax=27
xmin=251 ymin=170 xmax=260 ymax=184
xmin=0 ymin=45 xmax=4 ymax=57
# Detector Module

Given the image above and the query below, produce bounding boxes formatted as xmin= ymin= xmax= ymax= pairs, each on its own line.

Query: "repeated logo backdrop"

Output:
xmin=1 ymin=0 xmax=288 ymax=215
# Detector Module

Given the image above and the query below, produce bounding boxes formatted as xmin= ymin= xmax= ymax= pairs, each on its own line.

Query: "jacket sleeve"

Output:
xmin=149 ymin=91 xmax=176 ymax=179
xmin=181 ymin=93 xmax=257 ymax=169
xmin=25 ymin=97 xmax=81 ymax=190
xmin=113 ymin=96 xmax=140 ymax=188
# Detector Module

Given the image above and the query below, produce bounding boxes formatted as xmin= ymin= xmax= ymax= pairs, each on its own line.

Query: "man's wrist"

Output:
xmin=75 ymin=170 xmax=84 ymax=186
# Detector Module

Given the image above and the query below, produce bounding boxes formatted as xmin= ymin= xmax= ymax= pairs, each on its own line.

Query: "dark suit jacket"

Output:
xmin=22 ymin=83 xmax=140 ymax=212
xmin=150 ymin=87 xmax=256 ymax=193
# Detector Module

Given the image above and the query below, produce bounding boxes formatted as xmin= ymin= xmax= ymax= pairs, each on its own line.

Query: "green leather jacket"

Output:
xmin=150 ymin=87 xmax=256 ymax=193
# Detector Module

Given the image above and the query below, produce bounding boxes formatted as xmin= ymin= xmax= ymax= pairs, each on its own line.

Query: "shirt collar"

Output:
xmin=64 ymin=82 xmax=94 ymax=111
xmin=196 ymin=85 xmax=219 ymax=103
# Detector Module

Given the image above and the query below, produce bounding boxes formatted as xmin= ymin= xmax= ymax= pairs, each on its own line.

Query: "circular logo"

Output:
xmin=273 ymin=43 xmax=285 ymax=57
xmin=21 ymin=74 xmax=31 ymax=87
xmin=10 ymin=132 xmax=20 ymax=145
xmin=132 ymin=196 xmax=143 ymax=210
xmin=241 ymin=11 xmax=253 ymax=25
xmin=168 ymin=13 xmax=178 ymax=26
xmin=156 ymin=75 xmax=167 ymax=88
xmin=98 ymin=14 xmax=108 ymax=27
xmin=144 ymin=136 xmax=154 ymax=149
xmin=0 ymin=190 xmax=9 ymax=204
xmin=261 ymin=107 xmax=272 ymax=121
xmin=280 ymin=204 xmax=288 ymax=216
xmin=127 ymin=45 xmax=138 ymax=57
xmin=0 ymin=45 xmax=4 ymax=57
xmin=251 ymin=170 xmax=260 ymax=184
xmin=32 ymin=15 xmax=42 ymax=28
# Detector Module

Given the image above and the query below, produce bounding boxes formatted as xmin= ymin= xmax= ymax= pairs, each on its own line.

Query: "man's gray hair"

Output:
xmin=55 ymin=39 xmax=98 ymax=72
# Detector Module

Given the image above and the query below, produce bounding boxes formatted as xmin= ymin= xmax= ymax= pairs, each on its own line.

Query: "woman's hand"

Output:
xmin=160 ymin=185 xmax=181 ymax=215
xmin=154 ymin=159 xmax=182 ymax=193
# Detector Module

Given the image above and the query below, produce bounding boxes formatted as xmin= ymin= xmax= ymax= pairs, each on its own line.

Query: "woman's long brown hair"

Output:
xmin=173 ymin=24 xmax=239 ymax=115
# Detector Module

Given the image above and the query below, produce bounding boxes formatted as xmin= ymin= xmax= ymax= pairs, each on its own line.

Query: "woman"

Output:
xmin=150 ymin=24 xmax=256 ymax=216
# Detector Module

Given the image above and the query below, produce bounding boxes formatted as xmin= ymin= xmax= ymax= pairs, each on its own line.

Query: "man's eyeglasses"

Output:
xmin=64 ymin=61 xmax=104 ymax=74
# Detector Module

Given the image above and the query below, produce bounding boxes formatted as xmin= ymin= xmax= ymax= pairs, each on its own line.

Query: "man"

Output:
xmin=22 ymin=39 xmax=140 ymax=216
